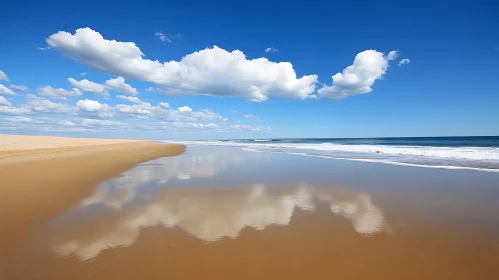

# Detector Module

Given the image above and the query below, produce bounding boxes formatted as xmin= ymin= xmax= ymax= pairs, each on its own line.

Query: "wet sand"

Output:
xmin=0 ymin=134 xmax=185 ymax=261
xmin=2 ymin=145 xmax=499 ymax=279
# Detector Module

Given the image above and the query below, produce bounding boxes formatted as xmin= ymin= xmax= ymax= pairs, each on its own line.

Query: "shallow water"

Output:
xmin=171 ymin=137 xmax=499 ymax=171
xmin=2 ymin=146 xmax=499 ymax=279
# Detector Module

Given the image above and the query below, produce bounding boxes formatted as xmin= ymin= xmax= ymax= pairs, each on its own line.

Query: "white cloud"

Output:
xmin=25 ymin=94 xmax=75 ymax=114
xmin=164 ymin=122 xmax=218 ymax=129
xmin=178 ymin=106 xmax=192 ymax=113
xmin=230 ymin=124 xmax=271 ymax=132
xmin=80 ymin=72 xmax=87 ymax=76
xmin=191 ymin=109 xmax=218 ymax=121
xmin=81 ymin=118 xmax=123 ymax=126
xmin=159 ymin=102 xmax=169 ymax=109
xmin=8 ymin=116 xmax=32 ymax=123
xmin=387 ymin=50 xmax=398 ymax=61
xmin=76 ymin=99 xmax=105 ymax=112
xmin=0 ymin=96 xmax=12 ymax=106
xmin=244 ymin=114 xmax=260 ymax=121
xmin=63 ymin=120 xmax=76 ymax=126
xmin=105 ymin=76 xmax=138 ymax=96
xmin=204 ymin=123 xmax=218 ymax=128
xmin=117 ymin=95 xmax=142 ymax=104
xmin=38 ymin=46 xmax=51 ymax=51
xmin=0 ymin=70 xmax=9 ymax=81
xmin=318 ymin=50 xmax=396 ymax=99
xmin=171 ymin=122 xmax=200 ymax=128
xmin=265 ymin=47 xmax=278 ymax=53
xmin=47 ymin=28 xmax=318 ymax=102
xmin=0 ymin=106 xmax=31 ymax=115
xmin=398 ymin=58 xmax=411 ymax=65
xmin=10 ymin=85 xmax=28 ymax=92
xmin=115 ymin=103 xmax=152 ymax=118
xmin=38 ymin=86 xmax=82 ymax=100
xmin=68 ymin=78 xmax=109 ymax=97
xmin=0 ymin=84 xmax=16 ymax=96
xmin=154 ymin=31 xmax=171 ymax=42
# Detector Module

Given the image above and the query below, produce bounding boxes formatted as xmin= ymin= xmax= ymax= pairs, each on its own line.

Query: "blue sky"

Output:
xmin=1 ymin=0 xmax=498 ymax=140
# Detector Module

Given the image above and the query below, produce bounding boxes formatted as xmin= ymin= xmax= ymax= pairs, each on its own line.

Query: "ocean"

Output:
xmin=167 ymin=136 xmax=499 ymax=172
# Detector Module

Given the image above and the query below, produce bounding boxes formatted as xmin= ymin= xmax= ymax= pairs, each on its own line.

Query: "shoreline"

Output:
xmin=169 ymin=141 xmax=499 ymax=173
xmin=0 ymin=135 xmax=185 ymax=259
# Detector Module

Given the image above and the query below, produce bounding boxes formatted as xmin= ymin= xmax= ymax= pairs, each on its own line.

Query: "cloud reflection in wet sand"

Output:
xmin=79 ymin=150 xmax=259 ymax=210
xmin=54 ymin=183 xmax=386 ymax=260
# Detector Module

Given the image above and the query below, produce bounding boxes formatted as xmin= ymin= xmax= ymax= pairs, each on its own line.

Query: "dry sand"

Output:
xmin=1 ymin=134 xmax=140 ymax=159
xmin=0 ymin=134 xmax=185 ymax=259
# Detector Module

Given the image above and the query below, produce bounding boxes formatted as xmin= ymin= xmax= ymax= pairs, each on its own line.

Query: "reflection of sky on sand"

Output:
xmin=51 ymin=146 xmax=386 ymax=260
xmin=54 ymin=184 xmax=386 ymax=260
xmin=80 ymin=148 xmax=263 ymax=210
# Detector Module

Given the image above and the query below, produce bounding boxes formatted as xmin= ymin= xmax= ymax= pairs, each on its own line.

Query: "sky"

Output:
xmin=1 ymin=0 xmax=498 ymax=140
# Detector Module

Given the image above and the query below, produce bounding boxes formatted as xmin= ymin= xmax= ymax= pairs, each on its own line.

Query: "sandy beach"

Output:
xmin=0 ymin=134 xmax=185 ymax=260
xmin=1 ymin=144 xmax=499 ymax=280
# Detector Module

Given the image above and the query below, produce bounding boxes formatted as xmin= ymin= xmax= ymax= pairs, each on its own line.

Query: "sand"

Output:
xmin=2 ymin=141 xmax=499 ymax=279
xmin=0 ymin=134 xmax=185 ymax=260
xmin=1 ymin=134 xmax=140 ymax=159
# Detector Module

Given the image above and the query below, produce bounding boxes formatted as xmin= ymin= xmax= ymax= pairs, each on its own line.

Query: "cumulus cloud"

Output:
xmin=67 ymin=76 xmax=137 ymax=97
xmin=76 ymin=99 xmax=106 ymax=112
xmin=117 ymin=95 xmax=142 ymax=104
xmin=398 ymin=58 xmax=411 ymax=65
xmin=47 ymin=28 xmax=318 ymax=102
xmin=318 ymin=50 xmax=397 ymax=100
xmin=115 ymin=103 xmax=153 ymax=118
xmin=204 ymin=123 xmax=218 ymax=128
xmin=10 ymin=84 xmax=28 ymax=92
xmin=0 ymin=84 xmax=16 ymax=96
xmin=8 ymin=116 xmax=32 ymax=123
xmin=2 ymin=79 xmax=271 ymax=133
xmin=25 ymin=94 xmax=75 ymax=115
xmin=169 ymin=122 xmax=218 ymax=129
xmin=81 ymin=118 xmax=122 ymax=126
xmin=0 ymin=96 xmax=12 ymax=106
xmin=68 ymin=78 xmax=109 ymax=97
xmin=0 ymin=70 xmax=8 ymax=81
xmin=159 ymin=102 xmax=169 ymax=109
xmin=38 ymin=86 xmax=82 ymax=100
xmin=178 ymin=106 xmax=192 ymax=113
xmin=105 ymin=76 xmax=138 ymax=96
xmin=244 ymin=114 xmax=260 ymax=121
xmin=265 ymin=47 xmax=278 ymax=53
xmin=0 ymin=106 xmax=31 ymax=115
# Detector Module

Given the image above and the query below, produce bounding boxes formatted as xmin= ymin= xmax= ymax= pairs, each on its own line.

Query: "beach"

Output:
xmin=0 ymin=134 xmax=185 ymax=262
xmin=1 ymin=144 xmax=499 ymax=279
